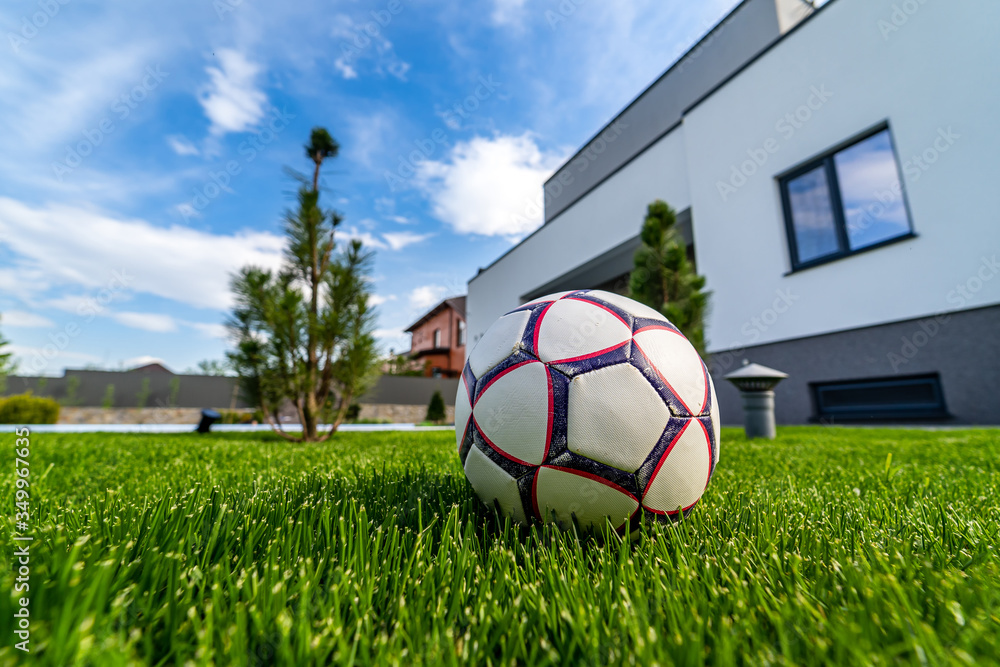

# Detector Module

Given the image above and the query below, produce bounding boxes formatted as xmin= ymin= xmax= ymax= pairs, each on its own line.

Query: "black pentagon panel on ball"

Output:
xmin=698 ymin=414 xmax=719 ymax=478
xmin=516 ymin=469 xmax=538 ymax=524
xmin=545 ymin=340 xmax=632 ymax=378
xmin=469 ymin=421 xmax=535 ymax=481
xmin=563 ymin=292 xmax=637 ymax=331
xmin=542 ymin=368 xmax=570 ymax=461
xmin=631 ymin=317 xmax=681 ymax=336
xmin=633 ymin=417 xmax=690 ymax=494
xmin=543 ymin=449 xmax=638 ymax=497
xmin=461 ymin=362 xmax=477 ymax=402
xmin=471 ymin=350 xmax=538 ymax=405
xmin=457 ymin=417 xmax=475 ymax=467
xmin=628 ymin=340 xmax=700 ymax=418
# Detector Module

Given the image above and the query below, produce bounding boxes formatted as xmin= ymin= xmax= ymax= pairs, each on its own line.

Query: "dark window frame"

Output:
xmin=810 ymin=373 xmax=950 ymax=422
xmin=778 ymin=121 xmax=916 ymax=273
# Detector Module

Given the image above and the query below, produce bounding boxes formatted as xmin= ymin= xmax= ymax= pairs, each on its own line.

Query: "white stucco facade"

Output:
xmin=469 ymin=0 xmax=1000 ymax=356
xmin=684 ymin=0 xmax=1000 ymax=353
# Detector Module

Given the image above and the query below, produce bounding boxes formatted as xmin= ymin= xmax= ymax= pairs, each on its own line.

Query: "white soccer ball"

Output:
xmin=456 ymin=290 xmax=720 ymax=533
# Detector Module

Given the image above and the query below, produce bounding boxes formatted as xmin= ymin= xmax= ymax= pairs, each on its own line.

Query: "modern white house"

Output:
xmin=467 ymin=0 xmax=1000 ymax=425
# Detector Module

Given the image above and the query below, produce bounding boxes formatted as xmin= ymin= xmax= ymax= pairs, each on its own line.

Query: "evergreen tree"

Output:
xmin=227 ymin=128 xmax=379 ymax=442
xmin=629 ymin=200 xmax=711 ymax=357
xmin=426 ymin=390 xmax=446 ymax=424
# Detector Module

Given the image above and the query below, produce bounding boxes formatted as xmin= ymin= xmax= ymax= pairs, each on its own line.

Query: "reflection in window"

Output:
xmin=780 ymin=126 xmax=913 ymax=269
xmin=786 ymin=166 xmax=841 ymax=263
xmin=834 ymin=131 xmax=910 ymax=250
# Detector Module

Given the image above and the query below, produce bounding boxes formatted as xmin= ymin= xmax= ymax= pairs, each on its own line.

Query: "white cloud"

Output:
xmin=330 ymin=13 xmax=410 ymax=81
xmin=175 ymin=203 xmax=201 ymax=220
xmin=43 ymin=292 xmax=130 ymax=316
xmin=112 ymin=312 xmax=178 ymax=333
xmin=185 ymin=321 xmax=229 ymax=339
xmin=492 ymin=0 xmax=529 ymax=27
xmin=167 ymin=135 xmax=200 ymax=156
xmin=388 ymin=215 xmax=413 ymax=224
xmin=344 ymin=110 xmax=394 ymax=169
xmin=339 ymin=227 xmax=429 ymax=251
xmin=0 ymin=198 xmax=285 ymax=311
xmin=199 ymin=49 xmax=268 ymax=136
xmin=383 ymin=231 xmax=431 ymax=251
xmin=8 ymin=344 xmax=103 ymax=376
xmin=0 ymin=310 xmax=55 ymax=328
xmin=340 ymin=226 xmax=387 ymax=250
xmin=373 ymin=327 xmax=409 ymax=354
xmin=409 ymin=285 xmax=447 ymax=312
xmin=334 ymin=58 xmax=358 ymax=80
xmin=369 ymin=294 xmax=396 ymax=307
xmin=416 ymin=134 xmax=567 ymax=238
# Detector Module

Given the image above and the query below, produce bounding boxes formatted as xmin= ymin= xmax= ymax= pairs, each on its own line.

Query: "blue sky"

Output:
xmin=0 ymin=0 xmax=742 ymax=375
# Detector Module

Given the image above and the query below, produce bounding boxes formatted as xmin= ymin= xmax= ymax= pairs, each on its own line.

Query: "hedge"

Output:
xmin=0 ymin=393 xmax=61 ymax=424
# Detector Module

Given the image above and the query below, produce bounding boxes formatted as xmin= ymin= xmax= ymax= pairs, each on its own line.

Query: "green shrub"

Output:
xmin=426 ymin=390 xmax=446 ymax=423
xmin=0 ymin=392 xmax=61 ymax=424
xmin=218 ymin=410 xmax=264 ymax=424
xmin=102 ymin=384 xmax=115 ymax=409
xmin=136 ymin=378 xmax=151 ymax=409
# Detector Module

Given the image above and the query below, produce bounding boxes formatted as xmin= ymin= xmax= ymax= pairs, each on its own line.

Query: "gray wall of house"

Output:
xmin=360 ymin=376 xmax=459 ymax=407
xmin=709 ymin=304 xmax=1000 ymax=426
xmin=542 ymin=0 xmax=783 ymax=222
xmin=2 ymin=370 xmax=248 ymax=409
xmin=2 ymin=371 xmax=458 ymax=410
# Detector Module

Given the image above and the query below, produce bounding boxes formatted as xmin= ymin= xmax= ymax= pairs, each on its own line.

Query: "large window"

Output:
xmin=780 ymin=125 xmax=914 ymax=270
xmin=457 ymin=320 xmax=467 ymax=346
xmin=433 ymin=329 xmax=441 ymax=348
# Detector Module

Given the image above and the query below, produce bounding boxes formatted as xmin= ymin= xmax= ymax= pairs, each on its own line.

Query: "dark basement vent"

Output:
xmin=811 ymin=373 xmax=949 ymax=421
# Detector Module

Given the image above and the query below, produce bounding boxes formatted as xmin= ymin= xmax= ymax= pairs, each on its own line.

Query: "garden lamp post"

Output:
xmin=724 ymin=361 xmax=788 ymax=440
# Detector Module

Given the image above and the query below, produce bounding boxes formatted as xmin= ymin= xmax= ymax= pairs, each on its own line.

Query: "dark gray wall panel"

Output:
xmin=709 ymin=305 xmax=1000 ymax=426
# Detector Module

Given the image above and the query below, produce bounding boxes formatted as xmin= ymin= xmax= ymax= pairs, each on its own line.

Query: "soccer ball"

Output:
xmin=456 ymin=290 xmax=720 ymax=533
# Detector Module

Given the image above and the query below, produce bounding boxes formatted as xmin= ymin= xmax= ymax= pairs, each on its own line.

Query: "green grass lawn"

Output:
xmin=2 ymin=427 xmax=999 ymax=665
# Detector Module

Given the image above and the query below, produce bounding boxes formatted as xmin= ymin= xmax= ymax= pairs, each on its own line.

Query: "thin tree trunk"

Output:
xmin=262 ymin=400 xmax=300 ymax=443
xmin=317 ymin=389 xmax=353 ymax=443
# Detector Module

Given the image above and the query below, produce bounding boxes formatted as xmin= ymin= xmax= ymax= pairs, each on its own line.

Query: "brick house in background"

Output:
xmin=405 ymin=296 xmax=467 ymax=378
